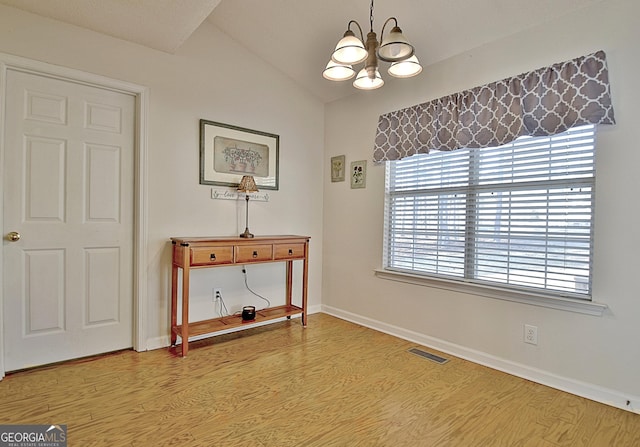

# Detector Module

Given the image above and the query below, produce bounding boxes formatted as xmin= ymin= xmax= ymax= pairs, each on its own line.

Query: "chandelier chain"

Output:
xmin=369 ymin=0 xmax=374 ymax=32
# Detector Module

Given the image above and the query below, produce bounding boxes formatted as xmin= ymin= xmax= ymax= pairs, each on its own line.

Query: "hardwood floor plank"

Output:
xmin=1 ymin=314 xmax=638 ymax=446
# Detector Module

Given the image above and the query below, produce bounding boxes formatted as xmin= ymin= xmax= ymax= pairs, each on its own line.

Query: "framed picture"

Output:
xmin=351 ymin=160 xmax=367 ymax=189
xmin=331 ymin=155 xmax=346 ymax=182
xmin=200 ymin=119 xmax=279 ymax=190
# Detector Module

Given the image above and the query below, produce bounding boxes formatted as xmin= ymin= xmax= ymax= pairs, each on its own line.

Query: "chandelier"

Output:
xmin=323 ymin=0 xmax=422 ymax=90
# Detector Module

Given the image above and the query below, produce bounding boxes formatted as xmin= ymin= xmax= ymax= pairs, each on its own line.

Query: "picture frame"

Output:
xmin=331 ymin=155 xmax=346 ymax=182
xmin=350 ymin=160 xmax=367 ymax=189
xmin=200 ymin=119 xmax=279 ymax=190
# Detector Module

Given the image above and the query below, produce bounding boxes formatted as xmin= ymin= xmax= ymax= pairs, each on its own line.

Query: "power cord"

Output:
xmin=215 ymin=290 xmax=230 ymax=317
xmin=242 ymin=266 xmax=271 ymax=309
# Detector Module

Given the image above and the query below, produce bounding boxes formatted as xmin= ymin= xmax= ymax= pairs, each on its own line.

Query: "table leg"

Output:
xmin=302 ymin=249 xmax=309 ymax=327
xmin=170 ymin=263 xmax=178 ymax=346
xmin=286 ymin=260 xmax=293 ymax=308
xmin=181 ymin=247 xmax=190 ymax=357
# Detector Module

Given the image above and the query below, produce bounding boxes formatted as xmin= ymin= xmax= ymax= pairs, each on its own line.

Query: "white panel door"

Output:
xmin=3 ymin=69 xmax=135 ymax=371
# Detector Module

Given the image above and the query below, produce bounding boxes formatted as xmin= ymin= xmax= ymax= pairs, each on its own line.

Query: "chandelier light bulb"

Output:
xmin=331 ymin=31 xmax=367 ymax=65
xmin=388 ymin=55 xmax=422 ymax=78
xmin=323 ymin=60 xmax=356 ymax=81
xmin=377 ymin=25 xmax=414 ymax=62
xmin=353 ymin=68 xmax=384 ymax=90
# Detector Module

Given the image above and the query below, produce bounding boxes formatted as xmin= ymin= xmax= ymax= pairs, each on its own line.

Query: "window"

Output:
xmin=383 ymin=125 xmax=595 ymax=299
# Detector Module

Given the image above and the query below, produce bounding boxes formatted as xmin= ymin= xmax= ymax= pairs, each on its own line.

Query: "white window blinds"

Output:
xmin=384 ymin=125 xmax=595 ymax=298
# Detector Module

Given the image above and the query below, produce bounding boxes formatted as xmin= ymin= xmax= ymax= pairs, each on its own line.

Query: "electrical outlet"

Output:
xmin=213 ymin=288 xmax=222 ymax=302
xmin=524 ymin=324 xmax=538 ymax=345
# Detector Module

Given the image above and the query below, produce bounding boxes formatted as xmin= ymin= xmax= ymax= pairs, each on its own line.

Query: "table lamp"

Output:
xmin=237 ymin=175 xmax=258 ymax=238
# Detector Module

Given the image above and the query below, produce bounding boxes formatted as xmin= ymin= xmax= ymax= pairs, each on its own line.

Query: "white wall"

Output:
xmin=0 ymin=5 xmax=324 ymax=348
xmin=323 ymin=0 xmax=640 ymax=410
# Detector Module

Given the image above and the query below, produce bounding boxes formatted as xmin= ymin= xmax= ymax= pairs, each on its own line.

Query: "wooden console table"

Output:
xmin=170 ymin=235 xmax=310 ymax=357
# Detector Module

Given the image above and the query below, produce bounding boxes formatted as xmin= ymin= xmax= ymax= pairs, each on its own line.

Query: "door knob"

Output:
xmin=6 ymin=231 xmax=21 ymax=242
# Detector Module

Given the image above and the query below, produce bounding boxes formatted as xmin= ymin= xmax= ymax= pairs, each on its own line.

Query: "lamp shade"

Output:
xmin=323 ymin=60 xmax=356 ymax=81
xmin=377 ymin=26 xmax=414 ymax=62
xmin=388 ymin=55 xmax=422 ymax=78
xmin=331 ymin=31 xmax=367 ymax=65
xmin=237 ymin=175 xmax=258 ymax=193
xmin=353 ymin=68 xmax=384 ymax=90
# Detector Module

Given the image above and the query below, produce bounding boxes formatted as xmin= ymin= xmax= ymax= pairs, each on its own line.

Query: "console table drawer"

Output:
xmin=274 ymin=243 xmax=306 ymax=260
xmin=235 ymin=244 xmax=273 ymax=263
xmin=191 ymin=246 xmax=234 ymax=266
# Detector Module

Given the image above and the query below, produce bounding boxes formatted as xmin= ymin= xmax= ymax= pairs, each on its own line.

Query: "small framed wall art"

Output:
xmin=331 ymin=155 xmax=346 ymax=182
xmin=200 ymin=119 xmax=279 ymax=190
xmin=350 ymin=160 xmax=367 ymax=189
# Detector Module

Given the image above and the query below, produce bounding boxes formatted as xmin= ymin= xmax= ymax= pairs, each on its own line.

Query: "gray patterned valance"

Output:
xmin=373 ymin=50 xmax=615 ymax=163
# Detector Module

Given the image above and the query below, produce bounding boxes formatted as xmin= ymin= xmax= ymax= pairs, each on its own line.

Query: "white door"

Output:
xmin=2 ymin=69 xmax=135 ymax=371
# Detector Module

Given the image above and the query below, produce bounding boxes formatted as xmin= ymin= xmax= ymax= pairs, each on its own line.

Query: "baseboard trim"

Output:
xmin=145 ymin=336 xmax=170 ymax=351
xmin=322 ymin=305 xmax=640 ymax=414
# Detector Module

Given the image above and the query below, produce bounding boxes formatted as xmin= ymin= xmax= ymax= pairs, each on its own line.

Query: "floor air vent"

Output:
xmin=408 ymin=347 xmax=449 ymax=364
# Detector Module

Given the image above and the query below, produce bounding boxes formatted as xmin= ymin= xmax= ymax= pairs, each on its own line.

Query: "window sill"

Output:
xmin=374 ymin=269 xmax=607 ymax=316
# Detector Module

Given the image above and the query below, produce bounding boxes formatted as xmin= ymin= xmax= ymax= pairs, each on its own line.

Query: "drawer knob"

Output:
xmin=252 ymin=251 xmax=258 ymax=258
xmin=288 ymin=249 xmax=293 ymax=255
xmin=210 ymin=253 xmax=216 ymax=261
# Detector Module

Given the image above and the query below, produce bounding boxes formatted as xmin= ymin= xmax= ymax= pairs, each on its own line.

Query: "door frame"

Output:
xmin=0 ymin=53 xmax=149 ymax=379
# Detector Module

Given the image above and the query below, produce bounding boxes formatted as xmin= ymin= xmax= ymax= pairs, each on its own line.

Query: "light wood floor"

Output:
xmin=1 ymin=313 xmax=638 ymax=446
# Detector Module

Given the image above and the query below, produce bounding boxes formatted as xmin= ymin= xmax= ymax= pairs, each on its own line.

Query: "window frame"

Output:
xmin=379 ymin=125 xmax=607 ymax=315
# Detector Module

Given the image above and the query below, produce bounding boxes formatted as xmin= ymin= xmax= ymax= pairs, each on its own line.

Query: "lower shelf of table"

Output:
xmin=172 ymin=304 xmax=304 ymax=340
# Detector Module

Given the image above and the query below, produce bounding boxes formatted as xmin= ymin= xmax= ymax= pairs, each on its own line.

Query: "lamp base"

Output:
xmin=240 ymin=228 xmax=254 ymax=238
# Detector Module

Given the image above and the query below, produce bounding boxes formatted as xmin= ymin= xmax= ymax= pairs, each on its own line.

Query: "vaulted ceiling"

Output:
xmin=0 ymin=0 xmax=603 ymax=103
